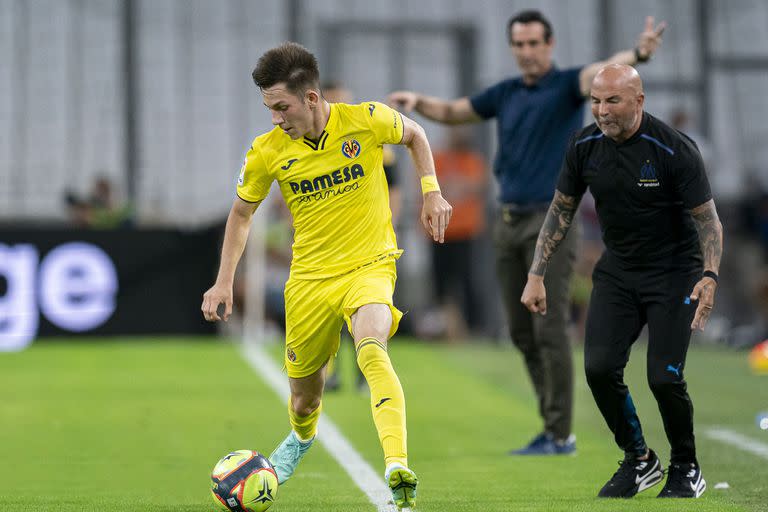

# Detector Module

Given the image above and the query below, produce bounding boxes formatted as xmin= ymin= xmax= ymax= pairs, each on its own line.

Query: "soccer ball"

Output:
xmin=211 ymin=450 xmax=278 ymax=512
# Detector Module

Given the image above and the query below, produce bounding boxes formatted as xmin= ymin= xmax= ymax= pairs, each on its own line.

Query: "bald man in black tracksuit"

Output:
xmin=522 ymin=64 xmax=723 ymax=499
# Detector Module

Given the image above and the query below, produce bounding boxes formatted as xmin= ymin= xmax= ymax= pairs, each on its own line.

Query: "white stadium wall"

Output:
xmin=0 ymin=0 xmax=767 ymax=224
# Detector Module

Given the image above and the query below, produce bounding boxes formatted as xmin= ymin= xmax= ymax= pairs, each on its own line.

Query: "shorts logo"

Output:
xmin=286 ymin=347 xmax=297 ymax=363
xmin=341 ymin=139 xmax=361 ymax=159
xmin=638 ymin=160 xmax=660 ymax=187
xmin=368 ymin=103 xmax=376 ymax=116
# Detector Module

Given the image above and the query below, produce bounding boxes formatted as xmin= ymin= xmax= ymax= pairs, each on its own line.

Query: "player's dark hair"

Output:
xmin=252 ymin=42 xmax=320 ymax=96
xmin=507 ymin=10 xmax=553 ymax=44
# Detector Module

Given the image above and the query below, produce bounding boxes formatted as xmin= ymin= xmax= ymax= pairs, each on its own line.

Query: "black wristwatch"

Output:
xmin=634 ymin=47 xmax=651 ymax=63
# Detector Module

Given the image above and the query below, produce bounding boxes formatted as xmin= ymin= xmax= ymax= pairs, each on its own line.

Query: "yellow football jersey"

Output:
xmin=237 ymin=102 xmax=404 ymax=279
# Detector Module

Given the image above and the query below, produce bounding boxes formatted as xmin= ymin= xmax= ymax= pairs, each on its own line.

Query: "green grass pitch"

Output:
xmin=1 ymin=337 xmax=766 ymax=511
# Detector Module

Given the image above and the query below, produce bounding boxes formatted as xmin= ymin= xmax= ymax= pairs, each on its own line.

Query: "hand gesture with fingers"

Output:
xmin=201 ymin=282 xmax=233 ymax=322
xmin=636 ymin=16 xmax=667 ymax=61
xmin=689 ymin=276 xmax=717 ymax=331
xmin=421 ymin=191 xmax=452 ymax=243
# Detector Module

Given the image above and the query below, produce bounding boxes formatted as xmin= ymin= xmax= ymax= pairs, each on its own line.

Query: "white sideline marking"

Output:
xmin=242 ymin=343 xmax=402 ymax=512
xmin=704 ymin=427 xmax=768 ymax=460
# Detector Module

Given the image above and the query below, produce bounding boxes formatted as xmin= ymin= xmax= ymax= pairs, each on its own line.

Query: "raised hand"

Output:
xmin=636 ymin=16 xmax=667 ymax=60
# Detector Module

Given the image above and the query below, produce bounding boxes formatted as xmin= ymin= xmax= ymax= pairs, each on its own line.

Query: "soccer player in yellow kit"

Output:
xmin=201 ymin=42 xmax=452 ymax=509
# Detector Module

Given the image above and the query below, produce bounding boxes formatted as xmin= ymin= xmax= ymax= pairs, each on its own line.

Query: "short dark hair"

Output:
xmin=251 ymin=42 xmax=320 ymax=96
xmin=507 ymin=10 xmax=553 ymax=44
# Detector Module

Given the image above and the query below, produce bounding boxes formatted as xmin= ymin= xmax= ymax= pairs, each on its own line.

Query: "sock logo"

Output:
xmin=375 ymin=397 xmax=391 ymax=408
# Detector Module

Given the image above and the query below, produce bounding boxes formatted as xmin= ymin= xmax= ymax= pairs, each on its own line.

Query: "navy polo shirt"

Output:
xmin=470 ymin=66 xmax=584 ymax=205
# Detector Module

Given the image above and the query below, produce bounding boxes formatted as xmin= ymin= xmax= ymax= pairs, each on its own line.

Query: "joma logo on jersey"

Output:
xmin=341 ymin=139 xmax=361 ymax=159
xmin=289 ymin=163 xmax=364 ymax=194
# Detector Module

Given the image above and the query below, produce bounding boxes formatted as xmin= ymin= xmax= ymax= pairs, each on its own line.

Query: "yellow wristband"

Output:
xmin=420 ymin=175 xmax=441 ymax=195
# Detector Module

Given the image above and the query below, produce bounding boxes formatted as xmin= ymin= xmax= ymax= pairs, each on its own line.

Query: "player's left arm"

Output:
xmin=399 ymin=114 xmax=453 ymax=243
xmin=578 ymin=16 xmax=667 ymax=96
xmin=688 ymin=199 xmax=724 ymax=331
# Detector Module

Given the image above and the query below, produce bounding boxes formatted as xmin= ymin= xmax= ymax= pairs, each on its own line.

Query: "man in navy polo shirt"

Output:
xmin=388 ymin=10 xmax=665 ymax=455
xmin=522 ymin=64 xmax=722 ymax=498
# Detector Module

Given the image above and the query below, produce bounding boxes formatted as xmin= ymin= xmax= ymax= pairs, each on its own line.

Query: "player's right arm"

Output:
xmin=387 ymin=92 xmax=481 ymax=124
xmin=202 ymin=197 xmax=261 ymax=322
xmin=203 ymin=139 xmax=272 ymax=323
xmin=202 ymin=198 xmax=260 ymax=322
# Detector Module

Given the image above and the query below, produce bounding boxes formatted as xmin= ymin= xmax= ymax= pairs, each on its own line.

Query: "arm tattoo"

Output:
xmin=529 ymin=191 xmax=580 ymax=276
xmin=689 ymin=199 xmax=723 ymax=274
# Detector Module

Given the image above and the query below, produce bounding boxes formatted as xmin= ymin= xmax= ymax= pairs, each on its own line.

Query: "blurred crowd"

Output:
xmin=64 ymin=175 xmax=133 ymax=230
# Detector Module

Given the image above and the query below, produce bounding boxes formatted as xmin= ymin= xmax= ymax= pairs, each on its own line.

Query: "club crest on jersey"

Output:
xmin=286 ymin=347 xmax=297 ymax=363
xmin=638 ymin=160 xmax=660 ymax=187
xmin=341 ymin=139 xmax=361 ymax=159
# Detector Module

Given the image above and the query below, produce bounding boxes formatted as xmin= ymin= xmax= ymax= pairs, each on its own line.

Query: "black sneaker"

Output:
xmin=598 ymin=449 xmax=664 ymax=498
xmin=657 ymin=463 xmax=706 ymax=498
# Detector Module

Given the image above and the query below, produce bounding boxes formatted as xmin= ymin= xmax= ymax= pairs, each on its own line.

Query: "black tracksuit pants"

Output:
xmin=584 ymin=252 xmax=701 ymax=464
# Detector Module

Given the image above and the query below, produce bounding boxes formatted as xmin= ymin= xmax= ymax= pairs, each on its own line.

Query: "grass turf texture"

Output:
xmin=0 ymin=337 xmax=765 ymax=511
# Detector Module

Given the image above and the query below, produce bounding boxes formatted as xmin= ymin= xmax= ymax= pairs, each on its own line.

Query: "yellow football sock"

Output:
xmin=288 ymin=397 xmax=321 ymax=442
xmin=356 ymin=337 xmax=408 ymax=467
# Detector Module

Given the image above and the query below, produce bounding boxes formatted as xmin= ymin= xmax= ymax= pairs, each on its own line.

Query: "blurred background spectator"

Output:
xmin=64 ymin=175 xmax=133 ymax=229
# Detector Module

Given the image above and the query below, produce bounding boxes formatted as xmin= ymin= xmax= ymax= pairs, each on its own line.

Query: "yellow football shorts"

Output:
xmin=283 ymin=256 xmax=403 ymax=378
